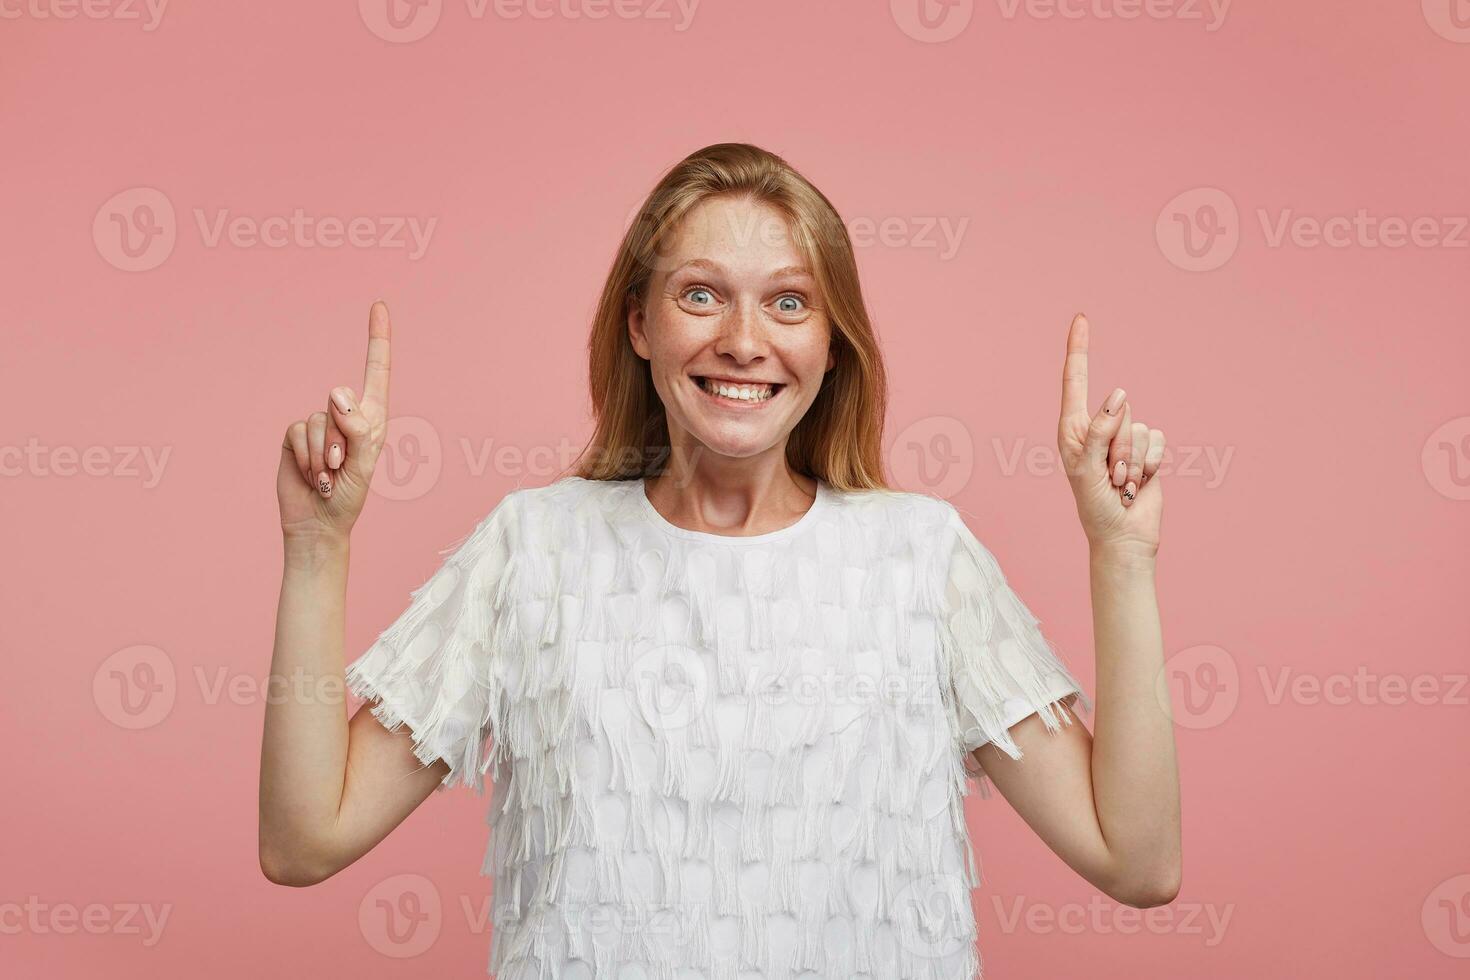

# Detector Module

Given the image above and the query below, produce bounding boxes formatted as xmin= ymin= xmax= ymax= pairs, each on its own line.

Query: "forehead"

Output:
xmin=660 ymin=196 xmax=814 ymax=279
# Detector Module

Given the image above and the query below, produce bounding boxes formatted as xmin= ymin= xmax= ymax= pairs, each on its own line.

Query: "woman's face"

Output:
xmin=628 ymin=195 xmax=836 ymax=465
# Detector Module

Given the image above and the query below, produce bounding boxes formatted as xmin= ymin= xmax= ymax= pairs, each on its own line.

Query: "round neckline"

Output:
xmin=636 ymin=476 xmax=830 ymax=545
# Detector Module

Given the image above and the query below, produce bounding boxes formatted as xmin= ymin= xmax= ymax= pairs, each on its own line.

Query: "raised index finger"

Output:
xmin=1061 ymin=312 xmax=1089 ymax=420
xmin=362 ymin=300 xmax=392 ymax=410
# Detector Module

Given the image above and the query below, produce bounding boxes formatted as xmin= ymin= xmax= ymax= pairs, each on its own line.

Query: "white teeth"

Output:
xmin=698 ymin=377 xmax=776 ymax=401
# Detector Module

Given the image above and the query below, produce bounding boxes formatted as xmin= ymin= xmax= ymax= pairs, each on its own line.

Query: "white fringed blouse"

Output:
xmin=345 ymin=475 xmax=1089 ymax=980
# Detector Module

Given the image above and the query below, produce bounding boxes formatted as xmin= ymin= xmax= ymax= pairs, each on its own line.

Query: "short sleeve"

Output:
xmin=939 ymin=505 xmax=1091 ymax=769
xmin=344 ymin=492 xmax=520 ymax=795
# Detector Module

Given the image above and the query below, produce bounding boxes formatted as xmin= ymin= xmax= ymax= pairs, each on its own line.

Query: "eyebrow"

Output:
xmin=671 ymin=258 xmax=814 ymax=281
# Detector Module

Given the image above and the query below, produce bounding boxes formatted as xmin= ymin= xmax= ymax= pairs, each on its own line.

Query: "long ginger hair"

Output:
xmin=569 ymin=142 xmax=890 ymax=492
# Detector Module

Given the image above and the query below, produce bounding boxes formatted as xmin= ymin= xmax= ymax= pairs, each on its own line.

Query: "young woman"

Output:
xmin=259 ymin=143 xmax=1180 ymax=980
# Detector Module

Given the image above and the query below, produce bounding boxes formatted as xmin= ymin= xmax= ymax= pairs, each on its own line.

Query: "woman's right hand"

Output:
xmin=277 ymin=301 xmax=393 ymax=540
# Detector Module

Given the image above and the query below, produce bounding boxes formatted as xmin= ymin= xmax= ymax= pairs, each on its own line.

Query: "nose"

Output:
xmin=712 ymin=300 xmax=768 ymax=364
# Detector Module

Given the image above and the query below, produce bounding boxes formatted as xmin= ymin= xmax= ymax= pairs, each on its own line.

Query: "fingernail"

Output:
xmin=331 ymin=388 xmax=354 ymax=414
xmin=317 ymin=471 xmax=332 ymax=496
xmin=1113 ymin=460 xmax=1127 ymax=486
xmin=1104 ymin=387 xmax=1126 ymax=415
xmin=1123 ymin=481 xmax=1136 ymax=500
xmin=328 ymin=444 xmax=343 ymax=469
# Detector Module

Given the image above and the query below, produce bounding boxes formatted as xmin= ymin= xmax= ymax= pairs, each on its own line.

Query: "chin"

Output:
xmin=685 ymin=431 xmax=784 ymax=461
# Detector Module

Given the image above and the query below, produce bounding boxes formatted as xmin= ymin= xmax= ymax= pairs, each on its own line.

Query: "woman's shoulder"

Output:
xmin=492 ymin=474 xmax=626 ymax=501
xmin=826 ymin=482 xmax=957 ymax=531
xmin=449 ymin=477 xmax=632 ymax=570
xmin=486 ymin=475 xmax=636 ymax=527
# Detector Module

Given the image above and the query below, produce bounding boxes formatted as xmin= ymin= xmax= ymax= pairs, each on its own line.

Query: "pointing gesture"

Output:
xmin=277 ymin=301 xmax=394 ymax=540
xmin=1058 ymin=313 xmax=1166 ymax=558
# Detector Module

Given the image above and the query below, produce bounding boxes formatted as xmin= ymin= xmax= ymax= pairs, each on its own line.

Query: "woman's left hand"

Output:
xmin=1057 ymin=313 xmax=1165 ymax=559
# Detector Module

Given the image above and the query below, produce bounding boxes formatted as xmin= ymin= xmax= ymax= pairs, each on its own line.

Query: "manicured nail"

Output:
xmin=331 ymin=388 xmax=354 ymax=414
xmin=327 ymin=444 xmax=343 ymax=469
xmin=1113 ymin=460 xmax=1127 ymax=486
xmin=317 ymin=471 xmax=332 ymax=496
xmin=1123 ymin=481 xmax=1136 ymax=500
xmin=1104 ymin=387 xmax=1126 ymax=415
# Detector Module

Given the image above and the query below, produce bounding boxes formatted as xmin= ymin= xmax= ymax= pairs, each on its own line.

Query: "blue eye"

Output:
xmin=685 ymin=287 xmax=714 ymax=306
xmin=776 ymin=295 xmax=805 ymax=314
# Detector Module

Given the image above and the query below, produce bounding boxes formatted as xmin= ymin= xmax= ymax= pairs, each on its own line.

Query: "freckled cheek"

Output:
xmin=646 ymin=314 xmax=708 ymax=365
xmin=779 ymin=336 xmax=831 ymax=382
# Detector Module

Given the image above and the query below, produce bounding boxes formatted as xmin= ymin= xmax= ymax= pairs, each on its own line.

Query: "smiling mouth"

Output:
xmin=691 ymin=375 xmax=785 ymax=406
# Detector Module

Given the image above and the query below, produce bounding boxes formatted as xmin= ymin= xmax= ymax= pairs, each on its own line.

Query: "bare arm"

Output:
xmin=970 ymin=313 xmax=1180 ymax=908
xmin=257 ymin=302 xmax=447 ymax=887
xmin=974 ymin=549 xmax=1180 ymax=908
xmin=258 ymin=531 xmax=448 ymax=886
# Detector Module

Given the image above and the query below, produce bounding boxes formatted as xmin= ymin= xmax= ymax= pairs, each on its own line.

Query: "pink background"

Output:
xmin=3 ymin=1 xmax=1468 ymax=976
